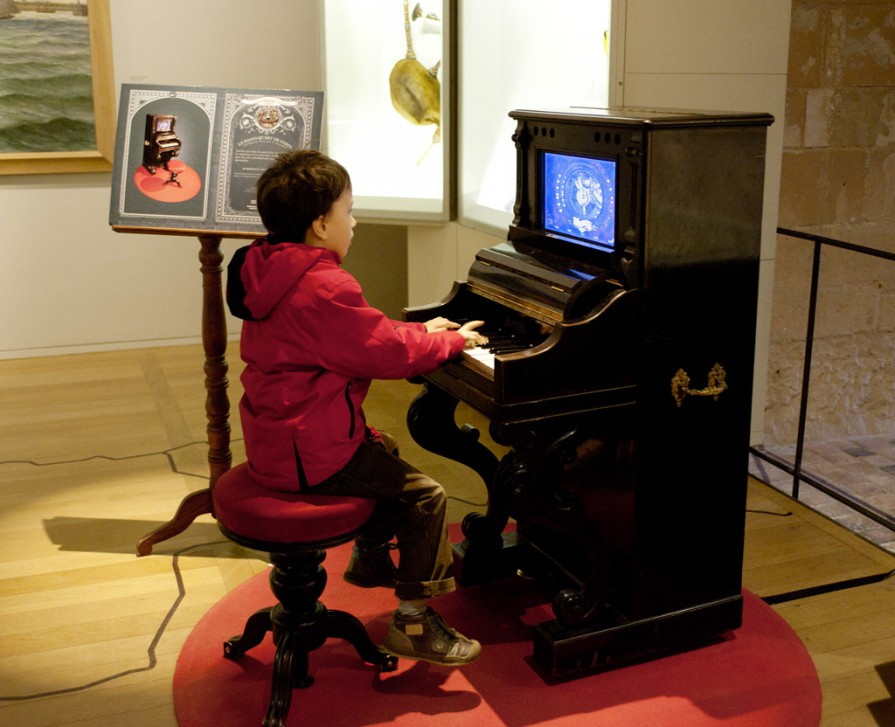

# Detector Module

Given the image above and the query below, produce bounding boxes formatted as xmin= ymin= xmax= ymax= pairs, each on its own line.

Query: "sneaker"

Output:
xmin=383 ymin=607 xmax=482 ymax=666
xmin=343 ymin=542 xmax=398 ymax=588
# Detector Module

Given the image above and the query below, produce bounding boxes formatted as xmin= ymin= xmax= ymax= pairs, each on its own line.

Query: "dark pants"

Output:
xmin=312 ymin=433 xmax=456 ymax=601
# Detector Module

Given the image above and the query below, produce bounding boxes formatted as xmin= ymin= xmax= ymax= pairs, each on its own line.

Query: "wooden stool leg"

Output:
xmin=137 ymin=489 xmax=213 ymax=557
xmin=264 ymin=629 xmax=300 ymax=727
xmin=223 ymin=546 xmax=397 ymax=727
xmin=224 ymin=607 xmax=273 ymax=659
xmin=326 ymin=610 xmax=398 ymax=671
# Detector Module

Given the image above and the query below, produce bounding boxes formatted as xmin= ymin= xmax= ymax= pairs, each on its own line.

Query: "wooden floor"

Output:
xmin=0 ymin=344 xmax=893 ymax=727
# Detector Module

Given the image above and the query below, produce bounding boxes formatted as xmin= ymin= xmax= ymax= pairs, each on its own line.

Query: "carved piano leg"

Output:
xmin=407 ymin=382 xmax=499 ymax=482
xmin=136 ymin=235 xmax=231 ymax=556
xmin=406 ymin=383 xmax=518 ymax=584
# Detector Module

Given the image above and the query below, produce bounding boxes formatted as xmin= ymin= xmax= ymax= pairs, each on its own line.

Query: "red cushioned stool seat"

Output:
xmin=214 ymin=462 xmax=376 ymax=547
xmin=210 ymin=463 xmax=398 ymax=727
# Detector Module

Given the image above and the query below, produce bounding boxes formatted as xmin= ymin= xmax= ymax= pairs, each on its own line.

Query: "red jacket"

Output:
xmin=228 ymin=238 xmax=465 ymax=491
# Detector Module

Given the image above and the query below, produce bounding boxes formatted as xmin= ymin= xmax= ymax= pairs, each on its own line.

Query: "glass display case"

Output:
xmin=460 ymin=0 xmax=615 ymax=237
xmin=320 ymin=0 xmax=617 ymax=230
xmin=321 ymin=0 xmax=452 ymax=222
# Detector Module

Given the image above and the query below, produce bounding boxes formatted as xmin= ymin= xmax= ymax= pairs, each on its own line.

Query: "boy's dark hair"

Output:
xmin=256 ymin=149 xmax=351 ymax=240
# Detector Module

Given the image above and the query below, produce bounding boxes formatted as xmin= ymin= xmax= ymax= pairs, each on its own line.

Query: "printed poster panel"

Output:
xmin=109 ymin=83 xmax=323 ymax=236
xmin=216 ymin=93 xmax=319 ymax=228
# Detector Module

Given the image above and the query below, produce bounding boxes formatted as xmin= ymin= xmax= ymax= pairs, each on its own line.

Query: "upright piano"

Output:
xmin=142 ymin=113 xmax=182 ymax=176
xmin=404 ymin=107 xmax=773 ymax=679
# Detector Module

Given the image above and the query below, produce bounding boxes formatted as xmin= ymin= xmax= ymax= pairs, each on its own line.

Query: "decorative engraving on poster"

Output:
xmin=216 ymin=94 xmax=320 ymax=225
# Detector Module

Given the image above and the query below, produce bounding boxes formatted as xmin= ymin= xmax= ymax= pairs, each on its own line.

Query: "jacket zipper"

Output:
xmin=344 ymin=383 xmax=356 ymax=439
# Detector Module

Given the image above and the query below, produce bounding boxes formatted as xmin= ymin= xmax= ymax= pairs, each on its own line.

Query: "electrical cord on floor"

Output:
xmin=0 ymin=439 xmax=213 ymax=480
xmin=762 ymin=567 xmax=895 ymax=605
xmin=746 ymin=508 xmax=793 ymax=517
xmin=0 ymin=438 xmax=484 ymax=701
xmin=0 ymin=440 xmax=236 ymax=701
xmin=12 ymin=440 xmax=886 ymax=695
xmin=744 ymin=504 xmax=895 ymax=604
xmin=0 ymin=539 xmax=232 ymax=702
xmin=448 ymin=495 xmax=488 ymax=508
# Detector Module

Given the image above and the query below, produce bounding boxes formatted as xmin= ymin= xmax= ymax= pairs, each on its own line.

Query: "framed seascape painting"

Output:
xmin=0 ymin=0 xmax=115 ymax=175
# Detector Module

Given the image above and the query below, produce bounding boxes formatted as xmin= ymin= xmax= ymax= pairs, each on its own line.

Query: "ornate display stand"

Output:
xmin=136 ymin=234 xmax=235 ymax=556
xmin=109 ymin=85 xmax=325 ymax=556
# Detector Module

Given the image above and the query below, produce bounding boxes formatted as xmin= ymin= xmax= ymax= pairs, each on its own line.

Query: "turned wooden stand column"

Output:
xmin=137 ymin=234 xmax=233 ymax=556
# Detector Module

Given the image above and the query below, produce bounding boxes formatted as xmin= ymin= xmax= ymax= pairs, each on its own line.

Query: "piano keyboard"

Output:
xmin=460 ymin=329 xmax=541 ymax=373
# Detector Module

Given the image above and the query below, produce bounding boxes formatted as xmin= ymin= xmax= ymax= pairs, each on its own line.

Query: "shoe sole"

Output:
xmin=381 ymin=643 xmax=482 ymax=667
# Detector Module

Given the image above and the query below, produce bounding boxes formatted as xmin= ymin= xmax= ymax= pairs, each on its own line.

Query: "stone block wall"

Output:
xmin=766 ymin=0 xmax=895 ymax=444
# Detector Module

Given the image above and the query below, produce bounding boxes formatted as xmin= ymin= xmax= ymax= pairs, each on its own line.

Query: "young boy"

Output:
xmin=226 ymin=149 xmax=487 ymax=666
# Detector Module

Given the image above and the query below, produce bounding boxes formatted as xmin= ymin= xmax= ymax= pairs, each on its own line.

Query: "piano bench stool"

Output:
xmin=212 ymin=462 xmax=398 ymax=727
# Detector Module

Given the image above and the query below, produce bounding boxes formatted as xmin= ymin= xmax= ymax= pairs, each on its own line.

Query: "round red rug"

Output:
xmin=133 ymin=161 xmax=202 ymax=203
xmin=174 ymin=534 xmax=821 ymax=727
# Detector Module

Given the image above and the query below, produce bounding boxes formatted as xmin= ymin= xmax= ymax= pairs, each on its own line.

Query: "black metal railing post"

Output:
xmin=751 ymin=227 xmax=895 ymax=536
xmin=791 ymin=239 xmax=822 ymax=500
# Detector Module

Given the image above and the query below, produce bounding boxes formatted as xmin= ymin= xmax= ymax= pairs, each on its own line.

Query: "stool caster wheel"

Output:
xmin=378 ymin=654 xmax=399 ymax=672
xmin=223 ymin=641 xmax=236 ymax=660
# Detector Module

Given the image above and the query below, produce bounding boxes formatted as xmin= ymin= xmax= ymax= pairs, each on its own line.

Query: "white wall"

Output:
xmin=0 ymin=0 xmax=322 ymax=358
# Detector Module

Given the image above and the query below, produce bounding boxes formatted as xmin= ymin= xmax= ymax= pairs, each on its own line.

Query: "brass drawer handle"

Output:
xmin=671 ymin=363 xmax=727 ymax=407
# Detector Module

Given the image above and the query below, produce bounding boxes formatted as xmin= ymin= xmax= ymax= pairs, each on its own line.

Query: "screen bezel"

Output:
xmin=152 ymin=116 xmax=175 ymax=133
xmin=508 ymin=113 xmax=638 ymax=276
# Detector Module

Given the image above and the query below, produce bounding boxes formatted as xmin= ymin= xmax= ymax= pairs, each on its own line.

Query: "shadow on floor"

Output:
xmin=42 ymin=516 xmax=253 ymax=558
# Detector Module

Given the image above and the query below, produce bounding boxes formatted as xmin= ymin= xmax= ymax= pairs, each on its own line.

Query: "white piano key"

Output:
xmin=463 ymin=346 xmax=495 ymax=370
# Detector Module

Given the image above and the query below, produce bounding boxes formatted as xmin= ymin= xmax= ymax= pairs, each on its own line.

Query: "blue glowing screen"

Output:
xmin=542 ymin=151 xmax=616 ymax=250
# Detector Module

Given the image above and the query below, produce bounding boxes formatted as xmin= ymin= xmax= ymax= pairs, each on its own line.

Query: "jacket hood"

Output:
xmin=226 ymin=239 xmax=334 ymax=321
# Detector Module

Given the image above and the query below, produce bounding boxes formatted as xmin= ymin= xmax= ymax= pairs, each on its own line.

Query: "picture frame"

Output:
xmin=0 ymin=0 xmax=115 ymax=176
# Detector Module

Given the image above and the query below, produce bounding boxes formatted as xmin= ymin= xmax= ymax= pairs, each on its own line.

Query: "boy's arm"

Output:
xmin=308 ymin=281 xmax=466 ymax=380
